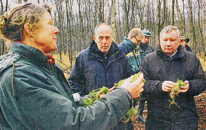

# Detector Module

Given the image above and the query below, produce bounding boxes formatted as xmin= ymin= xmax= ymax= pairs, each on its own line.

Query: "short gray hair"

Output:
xmin=94 ymin=23 xmax=113 ymax=35
xmin=160 ymin=25 xmax=181 ymax=40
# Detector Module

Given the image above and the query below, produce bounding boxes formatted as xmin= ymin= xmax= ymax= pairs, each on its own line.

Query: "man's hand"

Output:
xmin=121 ymin=73 xmax=144 ymax=99
xmin=162 ymin=81 xmax=175 ymax=92
xmin=179 ymin=80 xmax=189 ymax=93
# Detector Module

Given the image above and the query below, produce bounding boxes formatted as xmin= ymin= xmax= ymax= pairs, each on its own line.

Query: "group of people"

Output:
xmin=0 ymin=3 xmax=206 ymax=130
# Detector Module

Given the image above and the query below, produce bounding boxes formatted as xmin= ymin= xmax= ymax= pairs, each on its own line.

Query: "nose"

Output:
xmin=102 ymin=38 xmax=107 ymax=44
xmin=54 ymin=26 xmax=60 ymax=35
xmin=166 ymin=40 xmax=171 ymax=46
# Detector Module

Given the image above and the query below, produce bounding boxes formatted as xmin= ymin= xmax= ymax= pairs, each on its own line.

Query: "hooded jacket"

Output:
xmin=0 ymin=42 xmax=134 ymax=130
xmin=69 ymin=40 xmax=133 ymax=96
xmin=118 ymin=37 xmax=141 ymax=73
xmin=140 ymin=45 xmax=206 ymax=130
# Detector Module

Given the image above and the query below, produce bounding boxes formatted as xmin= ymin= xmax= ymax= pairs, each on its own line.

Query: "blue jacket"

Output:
xmin=0 ymin=42 xmax=134 ymax=130
xmin=140 ymin=45 xmax=206 ymax=130
xmin=69 ymin=40 xmax=133 ymax=96
xmin=118 ymin=37 xmax=141 ymax=73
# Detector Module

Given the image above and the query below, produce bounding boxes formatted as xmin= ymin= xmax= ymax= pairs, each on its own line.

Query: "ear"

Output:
xmin=111 ymin=34 xmax=114 ymax=39
xmin=178 ymin=39 xmax=181 ymax=44
xmin=24 ymin=23 xmax=34 ymax=37
xmin=93 ymin=35 xmax=96 ymax=41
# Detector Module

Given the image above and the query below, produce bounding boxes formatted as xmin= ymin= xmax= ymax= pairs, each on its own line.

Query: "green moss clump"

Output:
xmin=83 ymin=72 xmax=144 ymax=123
xmin=83 ymin=86 xmax=109 ymax=108
xmin=169 ymin=79 xmax=186 ymax=108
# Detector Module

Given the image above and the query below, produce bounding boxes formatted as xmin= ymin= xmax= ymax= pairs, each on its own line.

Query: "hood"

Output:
xmin=88 ymin=40 xmax=122 ymax=60
xmin=156 ymin=44 xmax=186 ymax=61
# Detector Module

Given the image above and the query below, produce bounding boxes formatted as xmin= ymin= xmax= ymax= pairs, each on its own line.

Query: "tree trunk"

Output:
xmin=172 ymin=0 xmax=175 ymax=25
xmin=182 ymin=0 xmax=185 ymax=34
xmin=175 ymin=0 xmax=184 ymax=31
xmin=197 ymin=0 xmax=205 ymax=55
xmin=112 ymin=0 xmax=116 ymax=42
xmin=188 ymin=0 xmax=196 ymax=51
xmin=124 ymin=0 xmax=130 ymax=33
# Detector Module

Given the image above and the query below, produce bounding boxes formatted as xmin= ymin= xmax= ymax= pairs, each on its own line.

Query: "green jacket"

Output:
xmin=118 ymin=37 xmax=141 ymax=73
xmin=0 ymin=42 xmax=133 ymax=130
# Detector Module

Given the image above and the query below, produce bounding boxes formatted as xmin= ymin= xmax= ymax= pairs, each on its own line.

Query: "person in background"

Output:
xmin=68 ymin=23 xmax=134 ymax=130
xmin=118 ymin=28 xmax=143 ymax=129
xmin=180 ymin=35 xmax=194 ymax=53
xmin=140 ymin=25 xmax=206 ymax=129
xmin=138 ymin=29 xmax=154 ymax=64
xmin=0 ymin=3 xmax=145 ymax=130
xmin=118 ymin=28 xmax=143 ymax=73
xmin=137 ymin=29 xmax=154 ymax=122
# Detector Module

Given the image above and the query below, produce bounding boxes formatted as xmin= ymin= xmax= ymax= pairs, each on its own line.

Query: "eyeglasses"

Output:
xmin=134 ymin=36 xmax=141 ymax=43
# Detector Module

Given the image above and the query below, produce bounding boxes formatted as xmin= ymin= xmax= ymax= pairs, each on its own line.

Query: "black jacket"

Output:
xmin=140 ymin=45 xmax=206 ymax=130
xmin=69 ymin=40 xmax=133 ymax=96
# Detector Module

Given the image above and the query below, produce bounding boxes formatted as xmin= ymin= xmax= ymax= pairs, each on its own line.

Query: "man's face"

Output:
xmin=93 ymin=25 xmax=113 ymax=53
xmin=160 ymin=30 xmax=180 ymax=56
xmin=131 ymin=35 xmax=142 ymax=45
xmin=142 ymin=36 xmax=150 ymax=44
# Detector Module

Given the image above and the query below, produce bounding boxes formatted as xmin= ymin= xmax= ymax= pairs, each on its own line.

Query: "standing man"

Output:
xmin=118 ymin=28 xmax=143 ymax=129
xmin=140 ymin=25 xmax=206 ymax=129
xmin=69 ymin=23 xmax=133 ymax=129
xmin=138 ymin=29 xmax=155 ymax=64
xmin=137 ymin=29 xmax=154 ymax=122
xmin=118 ymin=28 xmax=143 ymax=73
xmin=180 ymin=35 xmax=194 ymax=53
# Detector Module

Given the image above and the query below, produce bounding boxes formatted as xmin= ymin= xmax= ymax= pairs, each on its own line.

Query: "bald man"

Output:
xmin=69 ymin=23 xmax=133 ymax=97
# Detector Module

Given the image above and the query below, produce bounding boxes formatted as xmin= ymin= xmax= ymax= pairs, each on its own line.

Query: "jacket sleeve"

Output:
xmin=124 ymin=56 xmax=134 ymax=78
xmin=187 ymin=56 xmax=206 ymax=96
xmin=140 ymin=56 xmax=163 ymax=99
xmin=68 ymin=53 xmax=86 ymax=96
xmin=0 ymin=64 xmax=133 ymax=130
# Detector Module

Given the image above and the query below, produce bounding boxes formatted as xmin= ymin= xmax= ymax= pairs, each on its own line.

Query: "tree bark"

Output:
xmin=112 ymin=0 xmax=116 ymax=42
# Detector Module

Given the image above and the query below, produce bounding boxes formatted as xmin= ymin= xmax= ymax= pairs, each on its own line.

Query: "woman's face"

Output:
xmin=32 ymin=11 xmax=59 ymax=54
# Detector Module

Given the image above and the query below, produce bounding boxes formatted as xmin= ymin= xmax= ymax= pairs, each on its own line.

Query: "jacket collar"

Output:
xmin=88 ymin=40 xmax=121 ymax=60
xmin=156 ymin=44 xmax=186 ymax=61
xmin=11 ymin=42 xmax=48 ymax=63
xmin=139 ymin=42 xmax=149 ymax=51
xmin=123 ymin=37 xmax=137 ymax=50
xmin=185 ymin=45 xmax=193 ymax=52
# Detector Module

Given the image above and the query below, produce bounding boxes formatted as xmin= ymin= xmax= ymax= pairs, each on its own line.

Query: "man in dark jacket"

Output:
xmin=137 ymin=29 xmax=154 ymax=122
xmin=180 ymin=35 xmax=194 ymax=53
xmin=68 ymin=23 xmax=134 ymax=129
xmin=140 ymin=25 xmax=206 ymax=130
xmin=138 ymin=29 xmax=155 ymax=64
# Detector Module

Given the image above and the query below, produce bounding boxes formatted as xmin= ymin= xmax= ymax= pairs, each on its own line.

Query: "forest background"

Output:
xmin=0 ymin=0 xmax=206 ymax=129
xmin=1 ymin=0 xmax=206 ymax=77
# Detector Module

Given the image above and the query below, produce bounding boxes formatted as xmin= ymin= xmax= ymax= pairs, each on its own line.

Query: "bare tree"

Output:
xmin=123 ymin=0 xmax=130 ymax=33
xmin=188 ymin=0 xmax=197 ymax=51
xmin=175 ymin=0 xmax=185 ymax=32
xmin=112 ymin=0 xmax=116 ymax=42
xmin=197 ymin=0 xmax=205 ymax=55
xmin=157 ymin=0 xmax=166 ymax=41
xmin=172 ymin=0 xmax=175 ymax=25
